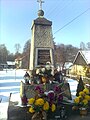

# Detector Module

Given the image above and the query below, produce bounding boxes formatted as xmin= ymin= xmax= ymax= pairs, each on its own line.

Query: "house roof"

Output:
xmin=64 ymin=62 xmax=73 ymax=69
xmin=7 ymin=61 xmax=15 ymax=65
xmin=73 ymin=50 xmax=90 ymax=65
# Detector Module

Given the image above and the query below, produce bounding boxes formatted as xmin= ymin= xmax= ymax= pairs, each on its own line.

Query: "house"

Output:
xmin=15 ymin=57 xmax=22 ymax=69
xmin=7 ymin=61 xmax=15 ymax=69
xmin=73 ymin=50 xmax=90 ymax=66
xmin=63 ymin=62 xmax=73 ymax=75
xmin=70 ymin=50 xmax=90 ymax=77
xmin=0 ymin=61 xmax=15 ymax=70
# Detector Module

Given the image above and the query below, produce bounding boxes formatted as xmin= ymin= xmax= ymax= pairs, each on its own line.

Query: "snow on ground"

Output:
xmin=0 ymin=69 xmax=26 ymax=120
xmin=0 ymin=102 xmax=8 ymax=120
xmin=66 ymin=78 xmax=78 ymax=99
xmin=0 ymin=69 xmax=26 ymax=76
xmin=0 ymin=69 xmax=78 ymax=120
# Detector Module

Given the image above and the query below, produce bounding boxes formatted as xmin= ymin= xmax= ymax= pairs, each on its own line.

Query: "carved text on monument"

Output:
xmin=37 ymin=50 xmax=50 ymax=65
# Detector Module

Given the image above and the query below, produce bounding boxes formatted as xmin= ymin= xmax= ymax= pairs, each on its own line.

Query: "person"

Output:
xmin=23 ymin=71 xmax=30 ymax=84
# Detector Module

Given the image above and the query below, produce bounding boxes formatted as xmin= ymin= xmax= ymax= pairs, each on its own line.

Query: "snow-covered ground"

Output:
xmin=66 ymin=78 xmax=78 ymax=99
xmin=0 ymin=69 xmax=78 ymax=120
xmin=0 ymin=69 xmax=26 ymax=120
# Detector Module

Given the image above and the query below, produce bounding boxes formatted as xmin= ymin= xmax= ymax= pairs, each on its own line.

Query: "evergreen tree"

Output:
xmin=76 ymin=76 xmax=84 ymax=96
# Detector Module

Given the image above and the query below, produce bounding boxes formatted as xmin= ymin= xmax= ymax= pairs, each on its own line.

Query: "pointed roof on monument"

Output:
xmin=34 ymin=17 xmax=52 ymax=26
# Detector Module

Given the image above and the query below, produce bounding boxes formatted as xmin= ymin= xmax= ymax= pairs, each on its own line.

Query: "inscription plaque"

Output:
xmin=37 ymin=50 xmax=50 ymax=65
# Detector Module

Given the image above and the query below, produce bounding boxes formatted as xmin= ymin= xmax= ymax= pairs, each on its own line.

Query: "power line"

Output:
xmin=34 ymin=8 xmax=90 ymax=47
xmin=46 ymin=0 xmax=66 ymax=17
xmin=50 ymin=0 xmax=74 ymax=19
xmin=54 ymin=8 xmax=90 ymax=34
xmin=46 ymin=0 xmax=73 ymax=18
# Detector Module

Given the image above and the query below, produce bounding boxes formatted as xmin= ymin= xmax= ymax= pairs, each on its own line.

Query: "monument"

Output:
xmin=29 ymin=0 xmax=54 ymax=70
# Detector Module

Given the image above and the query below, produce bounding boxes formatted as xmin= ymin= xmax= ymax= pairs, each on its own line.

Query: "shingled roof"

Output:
xmin=73 ymin=50 xmax=90 ymax=65
xmin=33 ymin=17 xmax=52 ymax=26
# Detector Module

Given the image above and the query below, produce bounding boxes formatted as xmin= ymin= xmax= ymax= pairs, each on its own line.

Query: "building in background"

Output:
xmin=70 ymin=50 xmax=90 ymax=77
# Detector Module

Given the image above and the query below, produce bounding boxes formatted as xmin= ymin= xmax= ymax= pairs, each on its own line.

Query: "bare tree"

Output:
xmin=14 ymin=43 xmax=21 ymax=54
xmin=86 ymin=42 xmax=90 ymax=50
xmin=54 ymin=43 xmax=78 ymax=67
xmin=80 ymin=42 xmax=86 ymax=50
xmin=22 ymin=40 xmax=30 ymax=69
xmin=0 ymin=44 xmax=9 ymax=64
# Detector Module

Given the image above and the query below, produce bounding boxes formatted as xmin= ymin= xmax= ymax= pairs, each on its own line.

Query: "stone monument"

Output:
xmin=29 ymin=0 xmax=54 ymax=70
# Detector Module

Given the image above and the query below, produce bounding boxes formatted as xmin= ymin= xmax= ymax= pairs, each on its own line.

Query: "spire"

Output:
xmin=37 ymin=0 xmax=44 ymax=17
xmin=37 ymin=0 xmax=44 ymax=10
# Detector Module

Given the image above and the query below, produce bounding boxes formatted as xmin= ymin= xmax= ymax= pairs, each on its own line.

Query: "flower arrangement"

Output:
xmin=28 ymin=86 xmax=57 ymax=114
xmin=28 ymin=97 xmax=49 ymax=113
xmin=73 ymin=88 xmax=90 ymax=110
xmin=36 ymin=64 xmax=52 ymax=77
xmin=28 ymin=85 xmax=64 ymax=116
xmin=35 ymin=63 xmax=53 ymax=84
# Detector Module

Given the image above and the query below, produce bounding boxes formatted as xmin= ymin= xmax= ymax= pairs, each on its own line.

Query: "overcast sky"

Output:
xmin=0 ymin=0 xmax=90 ymax=53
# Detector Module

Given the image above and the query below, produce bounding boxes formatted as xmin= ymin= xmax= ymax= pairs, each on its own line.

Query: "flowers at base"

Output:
xmin=54 ymin=85 xmax=63 ymax=104
xmin=47 ymin=85 xmax=63 ymax=111
xmin=34 ymin=86 xmax=44 ymax=95
xmin=29 ymin=107 xmax=35 ymax=113
xmin=35 ymin=98 xmax=44 ymax=106
xmin=51 ymin=104 xmax=56 ymax=112
xmin=28 ymin=95 xmax=56 ymax=113
xmin=28 ymin=98 xmax=35 ymax=104
xmin=83 ymin=88 xmax=90 ymax=94
xmin=35 ymin=64 xmax=52 ymax=84
xmin=47 ymin=91 xmax=56 ymax=112
xmin=73 ymin=88 xmax=90 ymax=110
xmin=48 ymin=91 xmax=54 ymax=101
xmin=74 ymin=97 xmax=80 ymax=104
xmin=43 ymin=101 xmax=49 ymax=111
xmin=28 ymin=84 xmax=64 ymax=114
xmin=28 ymin=97 xmax=49 ymax=113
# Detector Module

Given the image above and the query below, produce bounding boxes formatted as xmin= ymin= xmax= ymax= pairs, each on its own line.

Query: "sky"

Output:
xmin=0 ymin=0 xmax=90 ymax=53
